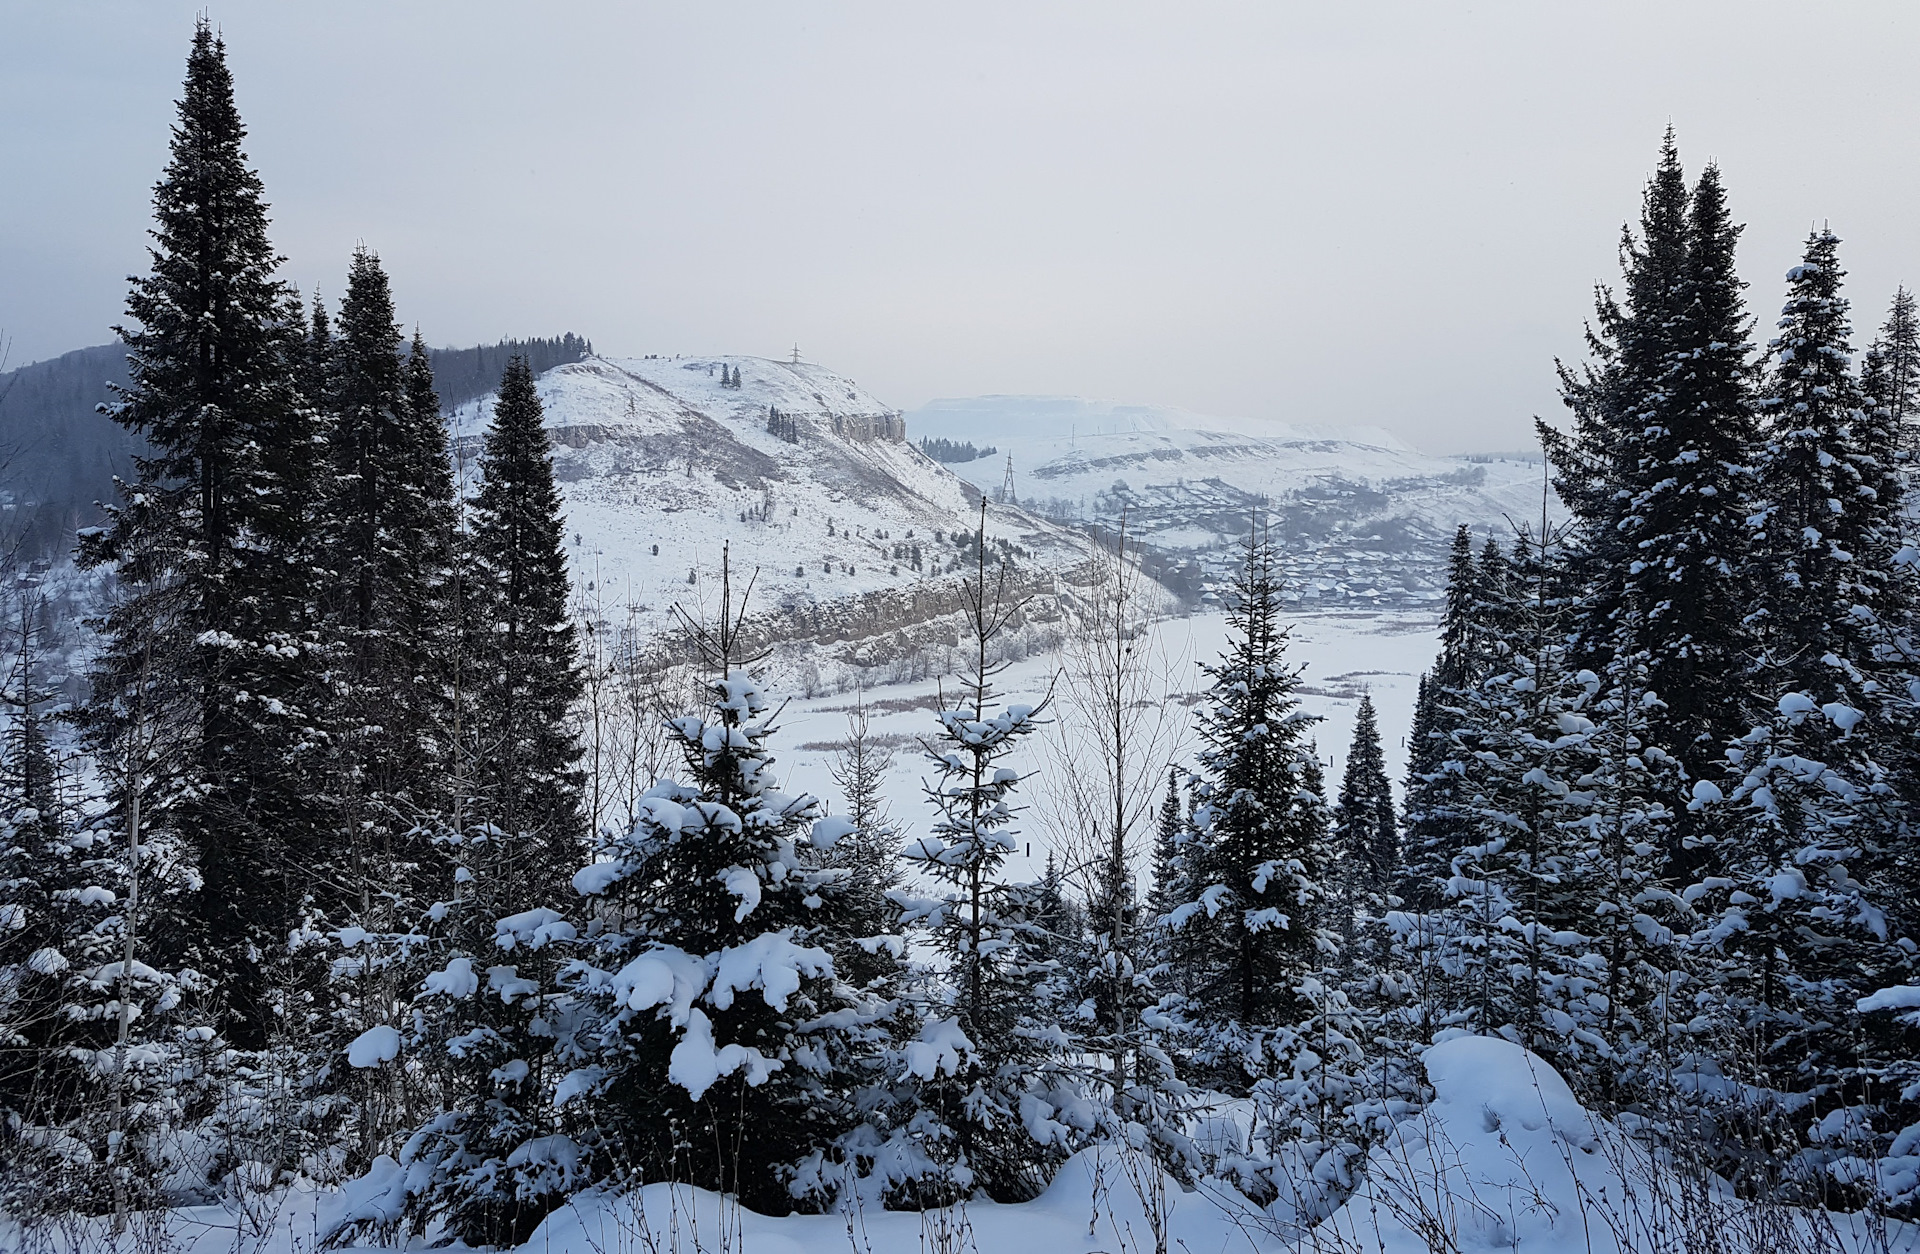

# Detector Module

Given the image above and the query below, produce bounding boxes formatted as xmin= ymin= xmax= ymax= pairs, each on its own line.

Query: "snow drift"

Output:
xmin=301 ymin=1036 xmax=1919 ymax=1252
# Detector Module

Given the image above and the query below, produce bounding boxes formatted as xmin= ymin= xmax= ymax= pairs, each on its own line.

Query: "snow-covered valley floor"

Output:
xmin=768 ymin=606 xmax=1440 ymax=884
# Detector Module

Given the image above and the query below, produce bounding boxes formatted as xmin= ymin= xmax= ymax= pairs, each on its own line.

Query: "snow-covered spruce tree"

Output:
xmin=1862 ymin=292 xmax=1920 ymax=1057
xmin=1868 ymin=284 xmax=1920 ymax=459
xmin=1389 ymin=529 xmax=1517 ymax=1047
xmin=1685 ymin=232 xmax=1914 ymax=1203
xmin=1397 ymin=673 xmax=1441 ymax=873
xmin=304 ymin=286 xmax=334 ymax=406
xmin=379 ymin=864 xmax=577 ymax=1247
xmin=1168 ymin=521 xmax=1331 ymax=1093
xmin=1326 ymin=691 xmax=1422 ymax=1141
xmin=824 ymin=696 xmax=908 ymax=992
xmin=1544 ymin=136 xmax=1762 ymax=806
xmin=1474 ymin=535 xmax=1515 ymax=648
xmin=397 ymin=328 xmax=463 ymax=810
xmin=465 ymin=355 xmax=586 ymax=898
xmin=565 ymin=551 xmax=882 ymax=1216
xmin=323 ymin=251 xmax=461 ymax=908
xmin=1398 ymin=526 xmax=1492 ymax=908
xmin=1333 ymin=693 xmax=1397 ymax=919
xmin=1147 ymin=767 xmax=1188 ymax=924
xmin=303 ymin=259 xmax=467 ymax=1172
xmin=389 ymin=356 xmax=588 ymax=1245
xmin=1747 ymin=231 xmax=1898 ymax=712
xmin=76 ymin=21 xmax=331 ymax=1047
xmin=1423 ymin=534 xmax=1583 ymax=1049
xmin=1541 ymin=131 xmax=1690 ymax=663
xmin=1145 ymin=767 xmax=1197 ymax=1000
xmin=1552 ymin=632 xmax=1690 ymax=1105
xmin=1234 ymin=751 xmax=1366 ymax=1223
xmin=899 ymin=504 xmax=1088 ymax=1202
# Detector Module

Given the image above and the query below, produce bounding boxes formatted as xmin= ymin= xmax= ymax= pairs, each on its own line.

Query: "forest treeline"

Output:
xmin=2 ymin=24 xmax=1919 ymax=1251
xmin=0 ymin=335 xmax=588 ymax=562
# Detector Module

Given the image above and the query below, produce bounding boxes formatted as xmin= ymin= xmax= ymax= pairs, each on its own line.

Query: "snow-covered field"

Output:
xmin=32 ymin=1034 xmax=1913 ymax=1254
xmin=770 ymin=606 xmax=1440 ymax=883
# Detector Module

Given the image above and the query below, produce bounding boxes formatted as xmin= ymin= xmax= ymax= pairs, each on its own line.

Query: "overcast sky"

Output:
xmin=4 ymin=2 xmax=1917 ymax=452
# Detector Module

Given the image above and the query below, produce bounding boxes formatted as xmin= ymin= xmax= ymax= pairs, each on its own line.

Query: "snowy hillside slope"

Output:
xmin=448 ymin=356 xmax=1113 ymax=685
xmin=912 ymin=395 xmax=1561 ymax=606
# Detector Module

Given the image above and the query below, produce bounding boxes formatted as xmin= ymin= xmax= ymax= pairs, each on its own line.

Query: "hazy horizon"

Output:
xmin=6 ymin=2 xmax=1919 ymax=454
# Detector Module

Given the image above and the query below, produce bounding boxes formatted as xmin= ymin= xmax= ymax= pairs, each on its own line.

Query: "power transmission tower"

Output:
xmin=1000 ymin=452 xmax=1016 ymax=506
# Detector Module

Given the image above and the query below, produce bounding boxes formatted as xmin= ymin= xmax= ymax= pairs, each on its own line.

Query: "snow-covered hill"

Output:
xmin=449 ymin=356 xmax=1109 ymax=688
xmin=449 ymin=360 xmax=1561 ymax=683
xmin=911 ymin=395 xmax=1560 ymax=607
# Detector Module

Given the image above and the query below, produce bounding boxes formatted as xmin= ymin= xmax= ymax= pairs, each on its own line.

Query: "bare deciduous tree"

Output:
xmin=1037 ymin=515 xmax=1187 ymax=1113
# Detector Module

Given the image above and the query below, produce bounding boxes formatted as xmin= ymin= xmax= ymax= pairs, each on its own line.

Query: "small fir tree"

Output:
xmin=1169 ymin=521 xmax=1328 ymax=1091
xmin=1333 ymin=693 xmax=1397 ymax=911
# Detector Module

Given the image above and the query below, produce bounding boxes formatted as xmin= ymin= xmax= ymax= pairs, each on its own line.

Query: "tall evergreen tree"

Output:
xmin=323 ymin=256 xmax=462 ymax=916
xmin=1750 ymin=231 xmax=1890 ymax=689
xmin=1869 ymin=285 xmax=1920 ymax=458
xmin=1334 ymin=694 xmax=1397 ymax=907
xmin=390 ymin=357 xmax=587 ymax=1243
xmin=397 ymin=328 xmax=463 ymax=812
xmin=1545 ymin=136 xmax=1762 ymax=879
xmin=1684 ymin=233 xmax=1913 ymax=1193
xmin=1642 ymin=159 xmax=1762 ymax=765
xmin=1544 ymin=129 xmax=1692 ymax=607
xmin=466 ymin=355 xmax=585 ymax=899
xmin=76 ymin=21 xmax=328 ymax=1042
xmin=1399 ymin=527 xmax=1491 ymax=905
xmin=304 ymin=288 xmax=333 ymax=405
xmin=324 ymin=249 xmax=408 ymax=911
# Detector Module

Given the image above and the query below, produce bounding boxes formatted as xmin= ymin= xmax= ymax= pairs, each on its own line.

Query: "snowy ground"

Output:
xmin=769 ymin=606 xmax=1441 ymax=884
xmin=31 ymin=1035 xmax=1915 ymax=1254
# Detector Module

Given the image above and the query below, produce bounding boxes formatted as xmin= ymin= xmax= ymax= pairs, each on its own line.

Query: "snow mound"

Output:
xmin=1306 ymin=1035 xmax=1908 ymax=1253
xmin=243 ymin=1036 xmax=1920 ymax=1254
xmin=345 ymin=1024 xmax=400 ymax=1068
